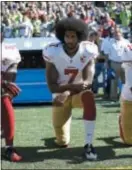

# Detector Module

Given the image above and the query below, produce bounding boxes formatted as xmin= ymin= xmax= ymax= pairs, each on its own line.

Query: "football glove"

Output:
xmin=1 ymin=80 xmax=21 ymax=98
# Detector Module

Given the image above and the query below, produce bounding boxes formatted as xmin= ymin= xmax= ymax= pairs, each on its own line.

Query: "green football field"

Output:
xmin=1 ymin=98 xmax=132 ymax=169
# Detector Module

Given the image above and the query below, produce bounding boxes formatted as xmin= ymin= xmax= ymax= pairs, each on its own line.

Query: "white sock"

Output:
xmin=84 ymin=120 xmax=95 ymax=145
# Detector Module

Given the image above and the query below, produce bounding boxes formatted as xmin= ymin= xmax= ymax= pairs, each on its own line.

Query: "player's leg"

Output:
xmin=72 ymin=90 xmax=97 ymax=160
xmin=1 ymin=95 xmax=22 ymax=162
xmin=52 ymin=96 xmax=72 ymax=147
xmin=119 ymin=100 xmax=132 ymax=145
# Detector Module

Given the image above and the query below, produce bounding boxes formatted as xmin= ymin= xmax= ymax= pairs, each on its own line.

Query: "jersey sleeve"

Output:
xmin=1 ymin=44 xmax=21 ymax=72
xmin=14 ymin=46 xmax=21 ymax=64
xmin=42 ymin=45 xmax=54 ymax=63
xmin=85 ymin=42 xmax=99 ymax=60
xmin=6 ymin=64 xmax=19 ymax=73
xmin=3 ymin=44 xmax=21 ymax=64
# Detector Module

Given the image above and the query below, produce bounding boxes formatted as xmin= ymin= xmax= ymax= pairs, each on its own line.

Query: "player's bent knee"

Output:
xmin=81 ymin=90 xmax=96 ymax=120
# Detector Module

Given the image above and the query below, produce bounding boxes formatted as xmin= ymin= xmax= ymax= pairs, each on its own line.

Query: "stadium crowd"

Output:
xmin=1 ymin=1 xmax=132 ymax=40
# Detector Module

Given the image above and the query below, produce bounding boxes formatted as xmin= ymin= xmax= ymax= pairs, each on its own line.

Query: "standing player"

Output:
xmin=43 ymin=17 xmax=99 ymax=160
xmin=1 ymin=27 xmax=22 ymax=161
xmin=119 ymin=43 xmax=132 ymax=145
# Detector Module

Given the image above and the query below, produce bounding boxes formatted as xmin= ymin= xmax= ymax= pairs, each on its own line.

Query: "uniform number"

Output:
xmin=64 ymin=68 xmax=78 ymax=83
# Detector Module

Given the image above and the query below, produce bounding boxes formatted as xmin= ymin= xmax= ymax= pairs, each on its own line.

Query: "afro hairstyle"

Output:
xmin=55 ymin=17 xmax=88 ymax=43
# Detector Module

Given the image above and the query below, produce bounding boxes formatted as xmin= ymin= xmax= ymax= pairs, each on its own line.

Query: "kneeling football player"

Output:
xmin=43 ymin=17 xmax=99 ymax=160
xmin=1 ymin=28 xmax=22 ymax=161
xmin=119 ymin=43 xmax=132 ymax=145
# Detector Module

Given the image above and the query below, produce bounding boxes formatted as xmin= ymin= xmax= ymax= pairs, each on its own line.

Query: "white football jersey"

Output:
xmin=43 ymin=41 xmax=98 ymax=85
xmin=1 ymin=42 xmax=21 ymax=72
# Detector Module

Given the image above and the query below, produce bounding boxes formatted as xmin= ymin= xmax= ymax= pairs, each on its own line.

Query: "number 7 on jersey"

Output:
xmin=64 ymin=68 xmax=78 ymax=84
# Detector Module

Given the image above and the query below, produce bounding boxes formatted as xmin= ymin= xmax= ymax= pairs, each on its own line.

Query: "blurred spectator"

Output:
xmin=120 ymin=5 xmax=131 ymax=28
xmin=88 ymin=15 xmax=98 ymax=31
xmin=3 ymin=17 xmax=13 ymax=38
xmin=107 ymin=2 xmax=117 ymax=21
xmin=17 ymin=15 xmax=33 ymax=37
xmin=101 ymin=27 xmax=115 ymax=99
xmin=104 ymin=27 xmax=130 ymax=100
xmin=32 ymin=15 xmax=41 ymax=37
xmin=40 ymin=15 xmax=51 ymax=37
xmin=100 ymin=13 xmax=115 ymax=38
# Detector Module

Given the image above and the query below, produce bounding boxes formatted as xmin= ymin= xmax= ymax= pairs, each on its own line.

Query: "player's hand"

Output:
xmin=53 ymin=91 xmax=70 ymax=106
xmin=70 ymin=83 xmax=92 ymax=93
xmin=7 ymin=82 xmax=21 ymax=97
xmin=2 ymin=81 xmax=21 ymax=97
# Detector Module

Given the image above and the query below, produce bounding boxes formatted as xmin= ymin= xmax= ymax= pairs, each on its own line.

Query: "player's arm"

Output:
xmin=2 ymin=63 xmax=21 ymax=97
xmin=44 ymin=45 xmax=87 ymax=93
xmin=46 ymin=61 xmax=88 ymax=93
xmin=45 ymin=61 xmax=75 ymax=93
xmin=2 ymin=64 xmax=18 ymax=82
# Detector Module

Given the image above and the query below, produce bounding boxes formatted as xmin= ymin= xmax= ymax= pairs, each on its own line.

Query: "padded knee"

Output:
xmin=81 ymin=90 xmax=96 ymax=121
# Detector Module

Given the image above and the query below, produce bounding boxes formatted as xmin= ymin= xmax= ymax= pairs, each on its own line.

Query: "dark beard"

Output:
xmin=63 ymin=43 xmax=79 ymax=57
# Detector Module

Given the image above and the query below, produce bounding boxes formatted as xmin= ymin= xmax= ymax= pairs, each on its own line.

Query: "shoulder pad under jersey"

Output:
xmin=43 ymin=42 xmax=61 ymax=63
xmin=81 ymin=41 xmax=99 ymax=59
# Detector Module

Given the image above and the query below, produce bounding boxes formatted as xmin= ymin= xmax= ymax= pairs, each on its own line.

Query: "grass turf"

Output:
xmin=1 ymin=98 xmax=132 ymax=169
